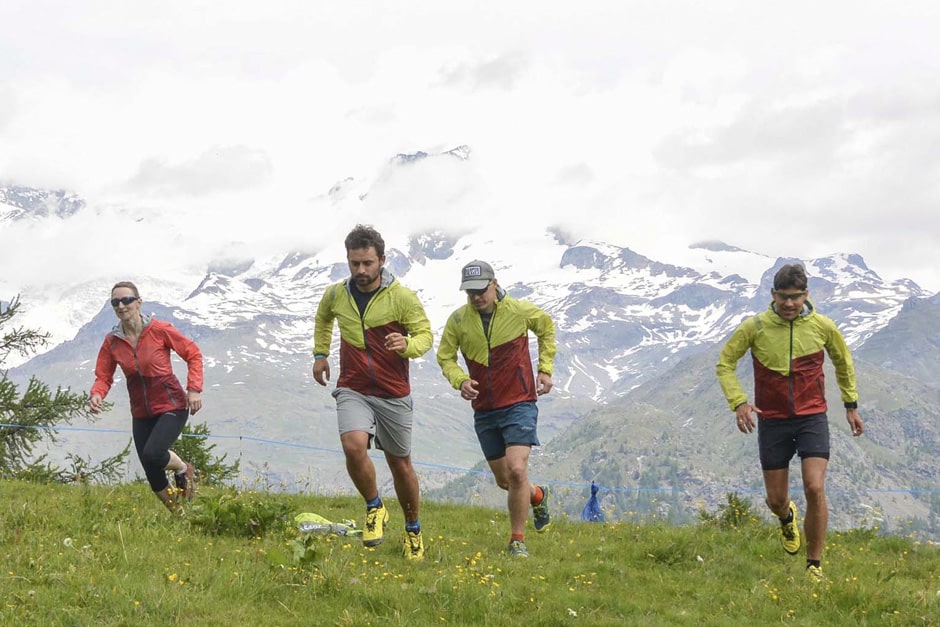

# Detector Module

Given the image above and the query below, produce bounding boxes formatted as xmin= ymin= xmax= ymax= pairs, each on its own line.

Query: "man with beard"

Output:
xmin=312 ymin=225 xmax=433 ymax=560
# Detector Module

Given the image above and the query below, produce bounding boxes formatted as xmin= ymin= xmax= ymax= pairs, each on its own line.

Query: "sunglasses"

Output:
xmin=110 ymin=296 xmax=139 ymax=307
xmin=465 ymin=285 xmax=490 ymax=297
xmin=773 ymin=290 xmax=807 ymax=302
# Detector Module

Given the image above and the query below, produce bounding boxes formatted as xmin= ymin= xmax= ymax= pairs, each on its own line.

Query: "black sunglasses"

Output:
xmin=772 ymin=290 xmax=807 ymax=302
xmin=110 ymin=296 xmax=139 ymax=307
xmin=466 ymin=285 xmax=490 ymax=297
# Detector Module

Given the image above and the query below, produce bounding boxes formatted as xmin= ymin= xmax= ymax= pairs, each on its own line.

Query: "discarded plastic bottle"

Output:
xmin=297 ymin=521 xmax=355 ymax=536
xmin=297 ymin=522 xmax=333 ymax=535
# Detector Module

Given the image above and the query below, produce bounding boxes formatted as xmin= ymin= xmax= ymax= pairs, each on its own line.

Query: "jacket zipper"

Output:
xmin=351 ymin=284 xmax=385 ymax=396
xmin=482 ymin=306 xmax=496 ymax=408
xmin=787 ymin=320 xmax=795 ymax=416
xmin=122 ymin=329 xmax=152 ymax=417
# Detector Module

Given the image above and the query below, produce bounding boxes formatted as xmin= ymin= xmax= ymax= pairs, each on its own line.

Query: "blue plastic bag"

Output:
xmin=581 ymin=481 xmax=605 ymax=522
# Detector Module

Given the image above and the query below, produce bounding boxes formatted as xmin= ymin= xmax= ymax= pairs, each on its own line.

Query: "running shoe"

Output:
xmin=363 ymin=503 xmax=389 ymax=547
xmin=174 ymin=463 xmax=196 ymax=501
xmin=532 ymin=485 xmax=551 ymax=533
xmin=806 ymin=564 xmax=824 ymax=583
xmin=402 ymin=530 xmax=425 ymax=560
xmin=780 ymin=501 xmax=801 ymax=555
xmin=508 ymin=539 xmax=529 ymax=558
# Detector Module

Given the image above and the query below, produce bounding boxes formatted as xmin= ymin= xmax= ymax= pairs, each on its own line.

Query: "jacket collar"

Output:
xmin=344 ymin=267 xmax=396 ymax=293
xmin=768 ymin=299 xmax=815 ymax=321
xmin=111 ymin=314 xmax=153 ymax=339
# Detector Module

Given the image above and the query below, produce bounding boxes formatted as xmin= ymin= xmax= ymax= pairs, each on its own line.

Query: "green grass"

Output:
xmin=1 ymin=481 xmax=937 ymax=626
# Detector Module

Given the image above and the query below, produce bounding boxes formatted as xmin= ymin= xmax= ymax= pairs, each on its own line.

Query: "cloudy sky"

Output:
xmin=2 ymin=0 xmax=939 ymax=292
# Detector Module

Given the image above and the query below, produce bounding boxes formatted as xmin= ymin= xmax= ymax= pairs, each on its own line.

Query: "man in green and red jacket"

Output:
xmin=312 ymin=225 xmax=433 ymax=560
xmin=717 ymin=263 xmax=865 ymax=582
xmin=437 ymin=260 xmax=556 ymax=558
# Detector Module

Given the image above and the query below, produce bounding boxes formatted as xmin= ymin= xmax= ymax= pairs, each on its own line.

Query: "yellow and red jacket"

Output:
xmin=313 ymin=270 xmax=432 ymax=398
xmin=716 ymin=301 xmax=858 ymax=419
xmin=437 ymin=290 xmax=556 ymax=412
xmin=91 ymin=316 xmax=203 ymax=419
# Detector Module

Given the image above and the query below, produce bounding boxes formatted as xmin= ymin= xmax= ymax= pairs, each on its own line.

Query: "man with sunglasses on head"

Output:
xmin=312 ymin=224 xmax=433 ymax=560
xmin=436 ymin=260 xmax=556 ymax=558
xmin=716 ymin=263 xmax=864 ymax=583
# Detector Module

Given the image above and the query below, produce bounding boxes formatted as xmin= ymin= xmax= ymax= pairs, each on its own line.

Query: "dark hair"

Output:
xmin=111 ymin=281 xmax=141 ymax=298
xmin=773 ymin=264 xmax=808 ymax=291
xmin=344 ymin=224 xmax=385 ymax=257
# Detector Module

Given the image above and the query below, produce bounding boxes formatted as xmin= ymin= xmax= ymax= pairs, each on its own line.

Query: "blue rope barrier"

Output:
xmin=2 ymin=422 xmax=938 ymax=495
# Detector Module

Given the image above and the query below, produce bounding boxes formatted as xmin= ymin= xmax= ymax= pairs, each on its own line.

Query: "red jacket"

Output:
xmin=91 ymin=316 xmax=203 ymax=419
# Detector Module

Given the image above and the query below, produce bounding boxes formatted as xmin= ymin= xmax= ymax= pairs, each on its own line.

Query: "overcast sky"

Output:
xmin=2 ymin=0 xmax=939 ymax=292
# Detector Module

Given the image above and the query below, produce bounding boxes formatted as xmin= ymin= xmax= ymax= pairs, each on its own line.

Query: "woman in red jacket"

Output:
xmin=89 ymin=281 xmax=203 ymax=513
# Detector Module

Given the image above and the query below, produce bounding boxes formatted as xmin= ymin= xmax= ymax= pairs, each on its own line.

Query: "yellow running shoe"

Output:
xmin=363 ymin=503 xmax=389 ymax=547
xmin=402 ymin=530 xmax=425 ymax=560
xmin=806 ymin=564 xmax=824 ymax=583
xmin=780 ymin=501 xmax=801 ymax=555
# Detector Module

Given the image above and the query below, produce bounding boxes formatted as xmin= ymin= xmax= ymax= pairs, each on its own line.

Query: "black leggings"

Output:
xmin=132 ymin=409 xmax=189 ymax=492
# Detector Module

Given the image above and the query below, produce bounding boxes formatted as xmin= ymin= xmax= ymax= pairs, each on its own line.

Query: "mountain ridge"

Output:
xmin=4 ymin=178 xmax=939 ymax=538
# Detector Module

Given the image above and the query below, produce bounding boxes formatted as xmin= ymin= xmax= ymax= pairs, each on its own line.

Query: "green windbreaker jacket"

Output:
xmin=716 ymin=300 xmax=858 ymax=419
xmin=314 ymin=269 xmax=433 ymax=398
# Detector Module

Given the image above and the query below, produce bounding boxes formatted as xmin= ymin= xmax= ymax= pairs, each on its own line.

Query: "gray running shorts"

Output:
xmin=332 ymin=387 xmax=414 ymax=457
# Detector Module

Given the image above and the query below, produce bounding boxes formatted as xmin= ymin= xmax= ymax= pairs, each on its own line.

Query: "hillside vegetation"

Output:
xmin=1 ymin=480 xmax=937 ymax=626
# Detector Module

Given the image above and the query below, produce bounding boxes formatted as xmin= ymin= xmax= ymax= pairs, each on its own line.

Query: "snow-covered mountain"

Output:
xmin=3 ymin=158 xmax=938 ymax=536
xmin=1 ymin=170 xmax=932 ymax=453
xmin=0 ymin=184 xmax=85 ymax=222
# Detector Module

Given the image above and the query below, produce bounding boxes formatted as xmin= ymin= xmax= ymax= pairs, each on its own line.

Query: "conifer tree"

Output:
xmin=0 ymin=295 xmax=119 ymax=480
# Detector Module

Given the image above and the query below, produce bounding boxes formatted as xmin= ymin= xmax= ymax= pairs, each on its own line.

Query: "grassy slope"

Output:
xmin=1 ymin=480 xmax=937 ymax=626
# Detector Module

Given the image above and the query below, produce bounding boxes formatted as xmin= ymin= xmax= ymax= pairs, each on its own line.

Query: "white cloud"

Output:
xmin=126 ymin=146 xmax=273 ymax=197
xmin=1 ymin=0 xmax=939 ymax=292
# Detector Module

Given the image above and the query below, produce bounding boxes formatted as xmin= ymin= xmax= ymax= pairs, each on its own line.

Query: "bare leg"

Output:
xmin=801 ymin=456 xmax=829 ymax=561
xmin=385 ymin=452 xmax=420 ymax=523
xmin=762 ymin=467 xmax=792 ymax=518
xmin=488 ymin=445 xmax=534 ymax=537
xmin=165 ymin=450 xmax=186 ymax=473
xmin=340 ymin=431 xmax=378 ymax=501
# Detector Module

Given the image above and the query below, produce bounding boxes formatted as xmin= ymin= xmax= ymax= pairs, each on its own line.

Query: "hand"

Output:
xmin=312 ymin=357 xmax=330 ymax=386
xmin=384 ymin=332 xmax=407 ymax=353
xmin=88 ymin=393 xmax=103 ymax=414
xmin=536 ymin=372 xmax=553 ymax=396
xmin=187 ymin=391 xmax=202 ymax=415
xmin=846 ymin=408 xmax=864 ymax=436
xmin=460 ymin=379 xmax=479 ymax=401
xmin=735 ymin=403 xmax=760 ymax=434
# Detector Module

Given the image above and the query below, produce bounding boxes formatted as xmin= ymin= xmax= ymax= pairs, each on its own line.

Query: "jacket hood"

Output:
xmin=110 ymin=314 xmax=153 ymax=338
xmin=769 ymin=298 xmax=815 ymax=321
xmin=344 ymin=267 xmax=396 ymax=293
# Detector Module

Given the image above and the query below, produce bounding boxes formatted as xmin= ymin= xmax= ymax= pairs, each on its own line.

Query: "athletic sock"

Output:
xmin=511 ymin=533 xmax=525 ymax=543
xmin=806 ymin=560 xmax=821 ymax=569
xmin=405 ymin=520 xmax=421 ymax=533
xmin=780 ymin=509 xmax=793 ymax=524
xmin=366 ymin=496 xmax=382 ymax=510
xmin=531 ymin=485 xmax=544 ymax=506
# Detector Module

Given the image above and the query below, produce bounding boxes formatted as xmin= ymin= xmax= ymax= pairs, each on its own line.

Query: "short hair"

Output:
xmin=344 ymin=224 xmax=385 ymax=257
xmin=773 ymin=264 xmax=808 ymax=291
xmin=111 ymin=281 xmax=140 ymax=298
